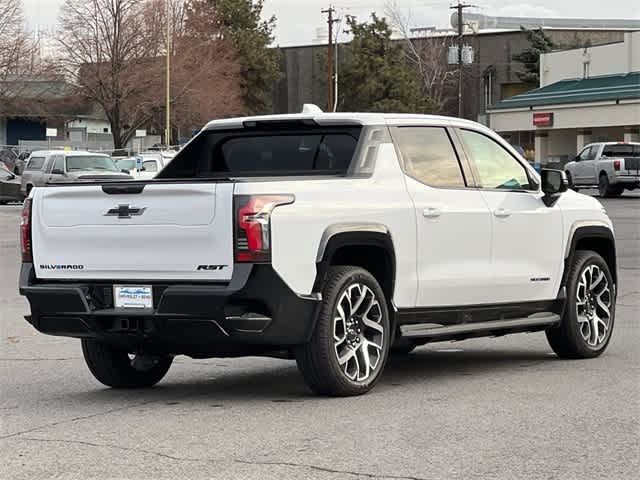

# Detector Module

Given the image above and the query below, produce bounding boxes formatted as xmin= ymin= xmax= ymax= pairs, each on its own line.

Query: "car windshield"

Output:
xmin=66 ymin=156 xmax=119 ymax=172
xmin=115 ymin=159 xmax=137 ymax=170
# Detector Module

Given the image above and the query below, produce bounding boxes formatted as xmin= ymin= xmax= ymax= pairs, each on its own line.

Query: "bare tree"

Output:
xmin=56 ymin=0 xmax=243 ymax=148
xmin=0 ymin=0 xmax=30 ymax=75
xmin=0 ymin=0 xmax=42 ymax=105
xmin=385 ymin=0 xmax=456 ymax=113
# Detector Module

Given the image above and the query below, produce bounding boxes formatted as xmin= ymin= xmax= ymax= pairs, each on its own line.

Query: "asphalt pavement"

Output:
xmin=1 ymin=191 xmax=638 ymax=480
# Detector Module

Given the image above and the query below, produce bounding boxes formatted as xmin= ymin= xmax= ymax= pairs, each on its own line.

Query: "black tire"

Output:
xmin=546 ymin=250 xmax=615 ymax=359
xmin=598 ymin=174 xmax=622 ymax=198
xmin=565 ymin=172 xmax=579 ymax=191
xmin=81 ymin=339 xmax=173 ymax=388
xmin=296 ymin=266 xmax=391 ymax=396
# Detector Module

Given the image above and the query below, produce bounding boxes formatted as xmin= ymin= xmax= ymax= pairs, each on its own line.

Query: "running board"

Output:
xmin=399 ymin=313 xmax=561 ymax=339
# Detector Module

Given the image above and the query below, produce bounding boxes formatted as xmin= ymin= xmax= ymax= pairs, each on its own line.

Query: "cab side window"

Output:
xmin=51 ymin=155 xmax=65 ymax=173
xmin=142 ymin=160 xmax=158 ymax=172
xmin=394 ymin=126 xmax=466 ymax=188
xmin=578 ymin=146 xmax=597 ymax=161
xmin=458 ymin=129 xmax=532 ymax=191
xmin=26 ymin=156 xmax=45 ymax=171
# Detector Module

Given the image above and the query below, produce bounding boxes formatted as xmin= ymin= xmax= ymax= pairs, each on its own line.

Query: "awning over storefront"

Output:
xmin=491 ymin=72 xmax=640 ymax=110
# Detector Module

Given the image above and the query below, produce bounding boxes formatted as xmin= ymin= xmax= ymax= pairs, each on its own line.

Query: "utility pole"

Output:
xmin=165 ymin=0 xmax=171 ymax=148
xmin=450 ymin=2 xmax=474 ymax=118
xmin=322 ymin=6 xmax=338 ymax=112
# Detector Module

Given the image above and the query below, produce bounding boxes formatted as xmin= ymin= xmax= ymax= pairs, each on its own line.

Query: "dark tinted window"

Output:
xmin=459 ymin=129 xmax=531 ymax=190
xmin=394 ymin=127 xmax=465 ymax=187
xmin=26 ymin=156 xmax=45 ymax=170
xmin=158 ymin=127 xmax=361 ymax=179
xmin=602 ymin=144 xmax=640 ymax=157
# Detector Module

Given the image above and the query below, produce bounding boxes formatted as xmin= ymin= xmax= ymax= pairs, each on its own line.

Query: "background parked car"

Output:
xmin=0 ymin=165 xmax=24 ymax=204
xmin=21 ymin=151 xmax=132 ymax=196
xmin=115 ymin=151 xmax=175 ymax=180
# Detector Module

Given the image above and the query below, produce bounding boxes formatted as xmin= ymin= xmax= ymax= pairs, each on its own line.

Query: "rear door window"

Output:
xmin=393 ymin=126 xmax=466 ymax=188
xmin=26 ymin=156 xmax=45 ymax=170
xmin=158 ymin=126 xmax=361 ymax=179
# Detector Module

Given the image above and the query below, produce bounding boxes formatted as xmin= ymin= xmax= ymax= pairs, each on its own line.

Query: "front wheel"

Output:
xmin=546 ymin=250 xmax=615 ymax=359
xmin=81 ymin=339 xmax=173 ymax=388
xmin=566 ymin=172 xmax=579 ymax=191
xmin=296 ymin=266 xmax=390 ymax=396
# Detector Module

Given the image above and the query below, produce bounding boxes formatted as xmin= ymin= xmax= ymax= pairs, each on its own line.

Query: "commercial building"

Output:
xmin=488 ymin=31 xmax=640 ymax=164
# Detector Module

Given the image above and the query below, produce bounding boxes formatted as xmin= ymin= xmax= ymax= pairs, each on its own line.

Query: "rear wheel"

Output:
xmin=598 ymin=174 xmax=623 ymax=197
xmin=296 ymin=266 xmax=390 ymax=396
xmin=546 ymin=250 xmax=615 ymax=359
xmin=81 ymin=339 xmax=173 ymax=388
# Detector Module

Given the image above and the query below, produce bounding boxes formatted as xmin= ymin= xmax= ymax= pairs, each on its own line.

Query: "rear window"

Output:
xmin=602 ymin=144 xmax=640 ymax=157
xmin=158 ymin=126 xmax=361 ymax=178
xmin=26 ymin=156 xmax=45 ymax=170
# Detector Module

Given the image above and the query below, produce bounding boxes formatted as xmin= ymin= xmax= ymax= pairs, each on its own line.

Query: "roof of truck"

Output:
xmin=29 ymin=150 xmax=109 ymax=157
xmin=203 ymin=111 xmax=482 ymax=131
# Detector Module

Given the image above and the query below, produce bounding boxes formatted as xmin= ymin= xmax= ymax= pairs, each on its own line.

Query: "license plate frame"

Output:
xmin=113 ymin=285 xmax=153 ymax=309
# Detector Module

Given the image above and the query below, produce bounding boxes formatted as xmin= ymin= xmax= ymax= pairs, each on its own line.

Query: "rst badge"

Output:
xmin=197 ymin=265 xmax=227 ymax=271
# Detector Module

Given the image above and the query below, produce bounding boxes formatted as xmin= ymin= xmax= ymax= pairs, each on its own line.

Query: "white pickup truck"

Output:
xmin=564 ymin=142 xmax=640 ymax=197
xmin=19 ymin=110 xmax=617 ymax=396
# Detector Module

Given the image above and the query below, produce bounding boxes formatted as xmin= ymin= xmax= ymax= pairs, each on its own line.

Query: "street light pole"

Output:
xmin=165 ymin=0 xmax=171 ymax=148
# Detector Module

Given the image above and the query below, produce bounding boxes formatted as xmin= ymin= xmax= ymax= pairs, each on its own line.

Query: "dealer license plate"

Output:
xmin=113 ymin=285 xmax=153 ymax=309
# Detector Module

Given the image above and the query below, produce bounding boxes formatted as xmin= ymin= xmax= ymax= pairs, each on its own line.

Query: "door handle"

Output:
xmin=493 ymin=208 xmax=512 ymax=218
xmin=423 ymin=207 xmax=442 ymax=218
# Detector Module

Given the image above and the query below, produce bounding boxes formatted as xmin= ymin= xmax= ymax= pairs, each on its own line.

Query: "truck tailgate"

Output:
xmin=32 ymin=183 xmax=234 ymax=281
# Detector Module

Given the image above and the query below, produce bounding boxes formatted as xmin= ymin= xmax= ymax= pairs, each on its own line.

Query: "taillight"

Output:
xmin=20 ymin=198 xmax=33 ymax=263
xmin=234 ymin=195 xmax=294 ymax=263
xmin=613 ymin=159 xmax=621 ymax=171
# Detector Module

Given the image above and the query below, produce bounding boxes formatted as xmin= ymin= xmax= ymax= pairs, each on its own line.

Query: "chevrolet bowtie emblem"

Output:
xmin=105 ymin=204 xmax=146 ymax=219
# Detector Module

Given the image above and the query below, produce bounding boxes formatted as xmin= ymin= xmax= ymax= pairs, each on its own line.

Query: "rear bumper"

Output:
xmin=19 ymin=263 xmax=321 ymax=357
xmin=613 ymin=175 xmax=640 ymax=187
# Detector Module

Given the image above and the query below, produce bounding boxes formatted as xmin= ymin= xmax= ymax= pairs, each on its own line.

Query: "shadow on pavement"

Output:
xmin=56 ymin=347 xmax=559 ymax=406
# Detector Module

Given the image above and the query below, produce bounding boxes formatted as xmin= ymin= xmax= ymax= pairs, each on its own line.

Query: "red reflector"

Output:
xmin=234 ymin=195 xmax=294 ymax=263
xmin=20 ymin=198 xmax=33 ymax=263
xmin=614 ymin=159 xmax=621 ymax=171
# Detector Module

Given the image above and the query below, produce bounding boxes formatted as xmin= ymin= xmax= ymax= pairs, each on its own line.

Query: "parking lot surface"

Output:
xmin=1 ymin=192 xmax=639 ymax=480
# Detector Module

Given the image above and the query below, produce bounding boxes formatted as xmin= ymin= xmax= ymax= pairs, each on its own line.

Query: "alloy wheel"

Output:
xmin=576 ymin=264 xmax=612 ymax=348
xmin=333 ymin=283 xmax=385 ymax=382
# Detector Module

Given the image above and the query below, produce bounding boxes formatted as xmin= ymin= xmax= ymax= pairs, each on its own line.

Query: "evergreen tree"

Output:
xmin=339 ymin=14 xmax=431 ymax=113
xmin=512 ymin=27 xmax=556 ymax=85
xmin=213 ymin=0 xmax=281 ymax=114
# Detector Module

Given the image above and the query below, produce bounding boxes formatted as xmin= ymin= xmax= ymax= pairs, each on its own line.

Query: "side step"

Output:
xmin=399 ymin=313 xmax=561 ymax=339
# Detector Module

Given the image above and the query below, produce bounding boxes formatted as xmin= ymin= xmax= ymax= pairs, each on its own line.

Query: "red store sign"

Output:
xmin=533 ymin=112 xmax=554 ymax=127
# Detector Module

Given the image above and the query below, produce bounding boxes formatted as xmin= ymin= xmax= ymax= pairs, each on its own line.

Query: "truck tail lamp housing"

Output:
xmin=234 ymin=195 xmax=294 ymax=263
xmin=20 ymin=197 xmax=33 ymax=263
xmin=613 ymin=159 xmax=621 ymax=171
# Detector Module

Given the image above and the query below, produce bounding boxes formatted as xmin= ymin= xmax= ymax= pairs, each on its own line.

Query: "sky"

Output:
xmin=25 ymin=0 xmax=640 ymax=47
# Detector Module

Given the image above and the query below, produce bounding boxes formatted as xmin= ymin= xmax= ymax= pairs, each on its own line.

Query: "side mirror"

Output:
xmin=51 ymin=168 xmax=64 ymax=175
xmin=573 ymin=155 xmax=580 ymax=162
xmin=121 ymin=169 xmax=130 ymax=174
xmin=541 ymin=169 xmax=568 ymax=207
